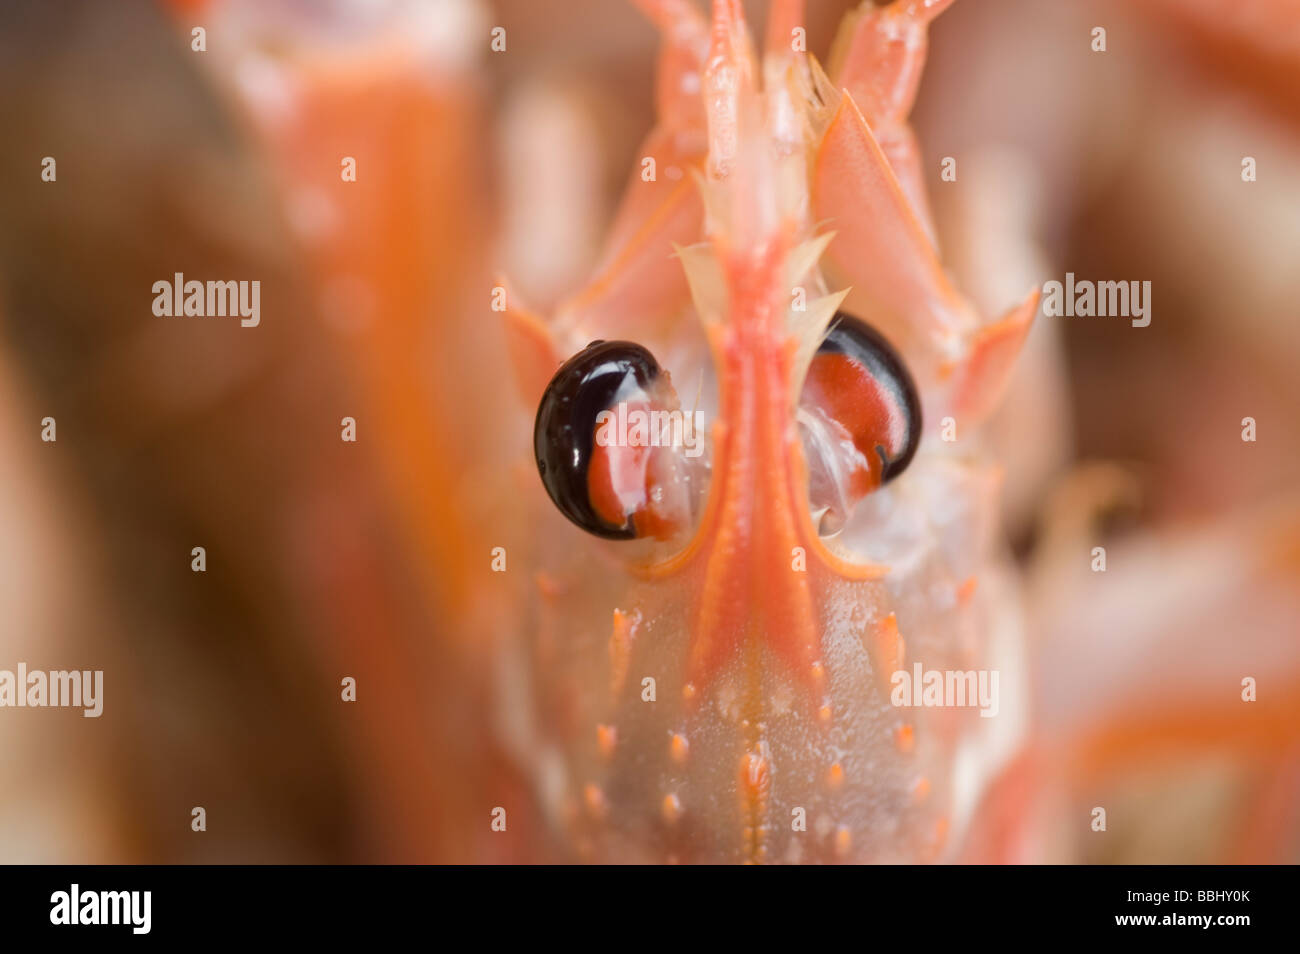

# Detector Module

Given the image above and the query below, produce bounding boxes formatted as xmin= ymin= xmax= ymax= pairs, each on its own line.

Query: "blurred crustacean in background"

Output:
xmin=1 ymin=0 xmax=526 ymax=863
xmin=921 ymin=0 xmax=1300 ymax=862
xmin=192 ymin=0 xmax=531 ymax=860
xmin=0 ymin=0 xmax=1296 ymax=863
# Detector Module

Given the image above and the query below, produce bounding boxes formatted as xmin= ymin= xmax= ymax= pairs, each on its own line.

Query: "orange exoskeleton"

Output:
xmin=502 ymin=0 xmax=1039 ymax=863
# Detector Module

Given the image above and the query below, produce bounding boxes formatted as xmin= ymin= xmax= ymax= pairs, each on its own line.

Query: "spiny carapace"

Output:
xmin=502 ymin=0 xmax=1039 ymax=863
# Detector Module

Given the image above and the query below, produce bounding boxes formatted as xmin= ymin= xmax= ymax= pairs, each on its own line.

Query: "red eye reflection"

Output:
xmin=799 ymin=312 xmax=921 ymax=533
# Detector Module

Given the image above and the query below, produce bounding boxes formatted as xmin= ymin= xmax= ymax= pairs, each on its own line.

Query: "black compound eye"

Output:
xmin=534 ymin=340 xmax=664 ymax=540
xmin=801 ymin=310 xmax=922 ymax=502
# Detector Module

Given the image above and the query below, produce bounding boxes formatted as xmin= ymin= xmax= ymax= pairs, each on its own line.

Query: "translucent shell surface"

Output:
xmin=505 ymin=0 xmax=1035 ymax=863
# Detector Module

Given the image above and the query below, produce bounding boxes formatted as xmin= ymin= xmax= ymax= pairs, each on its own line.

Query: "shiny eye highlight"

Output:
xmin=799 ymin=311 xmax=922 ymax=533
xmin=534 ymin=340 xmax=695 ymax=541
